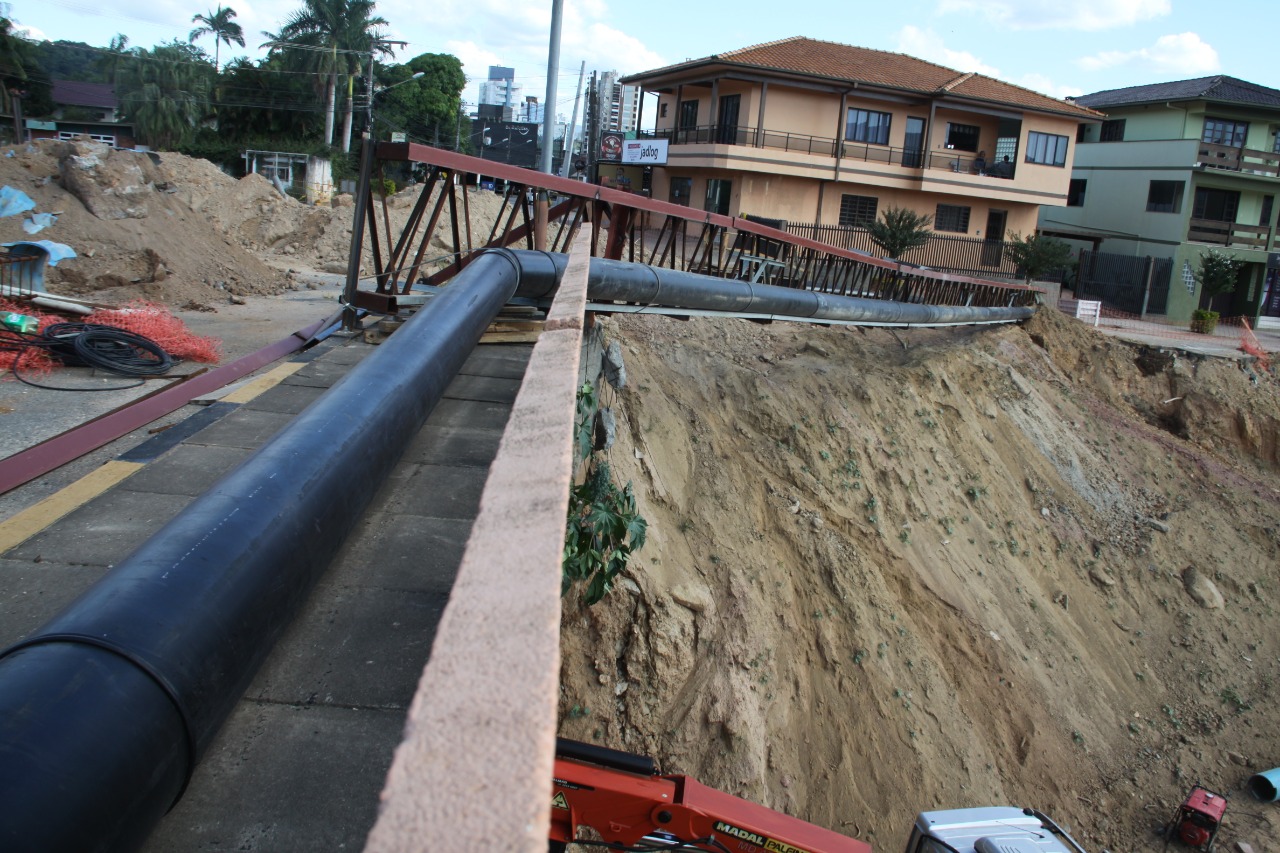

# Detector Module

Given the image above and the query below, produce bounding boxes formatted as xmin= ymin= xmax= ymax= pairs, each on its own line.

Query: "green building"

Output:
xmin=1039 ymin=76 xmax=1280 ymax=324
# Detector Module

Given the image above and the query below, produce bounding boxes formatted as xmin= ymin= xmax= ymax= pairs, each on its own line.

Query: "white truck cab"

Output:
xmin=905 ymin=807 xmax=1088 ymax=853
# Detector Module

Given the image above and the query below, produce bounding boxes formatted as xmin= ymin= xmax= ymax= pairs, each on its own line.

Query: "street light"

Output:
xmin=374 ymin=71 xmax=425 ymax=96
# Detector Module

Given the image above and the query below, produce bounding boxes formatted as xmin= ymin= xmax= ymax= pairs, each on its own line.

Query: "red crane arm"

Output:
xmin=549 ymin=742 xmax=871 ymax=853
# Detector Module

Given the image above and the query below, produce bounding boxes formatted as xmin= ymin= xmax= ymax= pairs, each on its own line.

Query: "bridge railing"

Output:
xmin=341 ymin=141 xmax=1042 ymax=321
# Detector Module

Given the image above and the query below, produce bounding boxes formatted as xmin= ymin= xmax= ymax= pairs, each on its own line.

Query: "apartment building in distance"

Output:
xmin=597 ymin=70 xmax=642 ymax=134
xmin=478 ymin=66 xmax=523 ymax=121
xmin=1042 ymin=76 xmax=1280 ymax=322
xmin=621 ymin=37 xmax=1100 ymax=249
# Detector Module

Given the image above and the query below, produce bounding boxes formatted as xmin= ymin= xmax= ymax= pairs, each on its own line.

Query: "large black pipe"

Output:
xmin=0 ymin=247 xmax=1022 ymax=852
xmin=0 ymin=248 xmax=556 ymax=853
xmin=512 ymin=253 xmax=1034 ymax=325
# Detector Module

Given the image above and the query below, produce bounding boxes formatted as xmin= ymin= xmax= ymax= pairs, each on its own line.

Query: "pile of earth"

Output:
xmin=557 ymin=306 xmax=1280 ymax=853
xmin=0 ymin=140 xmax=509 ymax=308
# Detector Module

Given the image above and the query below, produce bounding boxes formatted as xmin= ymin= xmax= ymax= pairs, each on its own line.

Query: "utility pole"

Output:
xmin=540 ymin=0 xmax=563 ymax=174
xmin=560 ymin=61 xmax=586 ymax=177
xmin=585 ymin=71 xmax=599 ymax=183
xmin=363 ymin=40 xmax=407 ymax=143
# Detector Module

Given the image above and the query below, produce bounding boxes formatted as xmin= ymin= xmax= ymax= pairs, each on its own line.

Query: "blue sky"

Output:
xmin=8 ymin=0 xmax=1277 ymax=122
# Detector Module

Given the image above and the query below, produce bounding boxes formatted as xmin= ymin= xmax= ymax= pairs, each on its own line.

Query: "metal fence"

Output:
xmin=1076 ymin=250 xmax=1172 ymax=315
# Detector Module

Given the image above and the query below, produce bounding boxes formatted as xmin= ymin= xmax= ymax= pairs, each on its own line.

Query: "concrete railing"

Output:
xmin=363 ymin=234 xmax=591 ymax=852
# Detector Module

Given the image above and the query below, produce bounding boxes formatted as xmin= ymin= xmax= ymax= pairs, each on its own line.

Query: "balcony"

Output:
xmin=648 ymin=124 xmax=1016 ymax=179
xmin=1197 ymin=143 xmax=1280 ymax=178
xmin=1187 ymin=218 xmax=1272 ymax=249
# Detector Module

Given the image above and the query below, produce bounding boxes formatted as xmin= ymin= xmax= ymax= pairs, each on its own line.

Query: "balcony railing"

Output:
xmin=647 ymin=124 xmax=1015 ymax=178
xmin=1197 ymin=142 xmax=1280 ymax=178
xmin=1187 ymin=218 xmax=1272 ymax=248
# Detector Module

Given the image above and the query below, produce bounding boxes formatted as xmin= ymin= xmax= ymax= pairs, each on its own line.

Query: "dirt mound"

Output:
xmin=0 ymin=140 xmax=293 ymax=305
xmin=558 ymin=309 xmax=1280 ymax=853
xmin=1 ymin=140 xmax=518 ymax=307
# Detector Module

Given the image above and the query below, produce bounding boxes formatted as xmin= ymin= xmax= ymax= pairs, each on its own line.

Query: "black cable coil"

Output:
xmin=42 ymin=323 xmax=173 ymax=376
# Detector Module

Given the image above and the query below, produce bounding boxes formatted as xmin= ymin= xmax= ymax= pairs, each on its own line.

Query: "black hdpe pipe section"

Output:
xmin=0 ymin=248 xmax=558 ymax=853
xmin=512 ymin=253 xmax=1034 ymax=325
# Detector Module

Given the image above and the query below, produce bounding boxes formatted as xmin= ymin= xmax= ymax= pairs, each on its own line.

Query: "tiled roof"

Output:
xmin=624 ymin=36 xmax=1101 ymax=119
xmin=1073 ymin=76 xmax=1280 ymax=110
xmin=51 ymin=80 xmax=117 ymax=110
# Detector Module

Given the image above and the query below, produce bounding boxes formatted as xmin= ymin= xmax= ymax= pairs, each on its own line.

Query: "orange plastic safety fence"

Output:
xmin=0 ymin=299 xmax=223 ymax=382
xmin=0 ymin=299 xmax=63 ymax=378
xmin=1240 ymin=319 xmax=1271 ymax=370
xmin=85 ymin=302 xmax=222 ymax=364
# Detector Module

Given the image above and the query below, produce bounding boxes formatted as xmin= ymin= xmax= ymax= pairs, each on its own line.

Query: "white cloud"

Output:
xmin=1015 ymin=73 xmax=1084 ymax=101
xmin=13 ymin=23 xmax=48 ymax=41
xmin=938 ymin=0 xmax=1171 ymax=31
xmin=896 ymin=26 xmax=1000 ymax=76
xmin=1078 ymin=32 xmax=1220 ymax=75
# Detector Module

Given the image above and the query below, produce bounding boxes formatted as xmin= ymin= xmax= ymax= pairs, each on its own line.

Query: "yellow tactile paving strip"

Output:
xmin=0 ymin=360 xmax=304 ymax=554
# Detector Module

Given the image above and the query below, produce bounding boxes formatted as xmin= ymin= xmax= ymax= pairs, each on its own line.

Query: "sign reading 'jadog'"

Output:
xmin=622 ymin=139 xmax=668 ymax=165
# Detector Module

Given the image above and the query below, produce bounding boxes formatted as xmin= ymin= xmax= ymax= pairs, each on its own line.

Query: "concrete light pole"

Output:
xmin=540 ymin=0 xmax=563 ymax=174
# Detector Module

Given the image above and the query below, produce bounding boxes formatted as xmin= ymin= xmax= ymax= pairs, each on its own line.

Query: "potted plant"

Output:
xmin=1190 ymin=249 xmax=1244 ymax=333
xmin=1190 ymin=307 xmax=1219 ymax=334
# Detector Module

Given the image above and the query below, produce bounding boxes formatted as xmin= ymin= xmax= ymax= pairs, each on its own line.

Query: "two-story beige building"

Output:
xmin=621 ymin=37 xmax=1101 ymax=245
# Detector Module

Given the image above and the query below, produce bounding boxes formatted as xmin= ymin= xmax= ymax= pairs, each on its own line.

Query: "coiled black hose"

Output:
xmin=0 ymin=323 xmax=174 ymax=391
xmin=44 ymin=323 xmax=173 ymax=376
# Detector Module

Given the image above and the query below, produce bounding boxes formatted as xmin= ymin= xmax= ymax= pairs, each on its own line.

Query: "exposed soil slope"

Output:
xmin=558 ymin=309 xmax=1280 ymax=853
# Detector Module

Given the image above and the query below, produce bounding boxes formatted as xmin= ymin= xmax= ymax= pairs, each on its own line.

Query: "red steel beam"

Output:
xmin=0 ymin=312 xmax=340 ymax=496
xmin=374 ymin=142 xmax=1039 ymax=294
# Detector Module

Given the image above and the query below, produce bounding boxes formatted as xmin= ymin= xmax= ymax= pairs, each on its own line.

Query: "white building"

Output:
xmin=479 ymin=66 xmax=522 ymax=116
xmin=597 ymin=70 xmax=641 ymax=133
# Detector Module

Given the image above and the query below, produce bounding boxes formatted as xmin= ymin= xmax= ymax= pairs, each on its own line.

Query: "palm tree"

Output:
xmin=97 ymin=34 xmax=134 ymax=92
xmin=270 ymin=0 xmax=388 ymax=151
xmin=120 ymin=42 xmax=212 ymax=149
xmin=189 ymin=6 xmax=245 ymax=71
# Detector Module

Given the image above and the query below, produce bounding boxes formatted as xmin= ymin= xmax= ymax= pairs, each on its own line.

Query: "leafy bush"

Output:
xmin=563 ymin=462 xmax=647 ymax=605
xmin=562 ymin=382 xmax=647 ymax=605
xmin=1190 ymin=308 xmax=1219 ymax=334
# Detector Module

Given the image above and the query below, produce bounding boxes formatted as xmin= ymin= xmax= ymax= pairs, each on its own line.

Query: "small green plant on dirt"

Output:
xmin=1220 ymin=686 xmax=1251 ymax=714
xmin=563 ymin=384 xmax=647 ymax=606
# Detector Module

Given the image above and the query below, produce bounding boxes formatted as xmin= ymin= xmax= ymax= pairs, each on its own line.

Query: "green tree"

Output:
xmin=119 ymin=41 xmax=213 ymax=150
xmin=96 ymin=34 xmax=135 ymax=91
xmin=867 ymin=206 xmax=933 ymax=260
xmin=1004 ymin=232 xmax=1073 ymax=284
xmin=0 ymin=18 xmax=52 ymax=130
xmin=269 ymin=0 xmax=389 ymax=152
xmin=210 ymin=55 xmax=323 ymax=141
xmin=1194 ymin=248 xmax=1244 ymax=305
xmin=375 ymin=53 xmax=466 ymax=146
xmin=189 ymin=5 xmax=245 ymax=71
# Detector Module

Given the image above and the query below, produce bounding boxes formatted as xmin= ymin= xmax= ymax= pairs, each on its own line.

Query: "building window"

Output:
xmin=845 ymin=108 xmax=891 ymax=145
xmin=1067 ymin=179 xmax=1087 ymax=207
xmin=659 ymin=102 xmax=668 ymax=118
xmin=1273 ymin=130 xmax=1280 ymax=153
xmin=838 ymin=194 xmax=878 ymax=227
xmin=1100 ymin=119 xmax=1126 ymax=142
xmin=58 ymin=131 xmax=116 ymax=146
xmin=1202 ymin=118 xmax=1248 ymax=148
xmin=1193 ymin=187 xmax=1240 ymax=222
xmin=1146 ymin=180 xmax=1185 ymax=213
xmin=1025 ymin=131 xmax=1068 ymax=166
xmin=678 ymin=100 xmax=698 ymax=130
xmin=1261 ymin=195 xmax=1275 ymax=227
xmin=945 ymin=123 xmax=980 ymax=152
xmin=935 ymin=204 xmax=971 ymax=233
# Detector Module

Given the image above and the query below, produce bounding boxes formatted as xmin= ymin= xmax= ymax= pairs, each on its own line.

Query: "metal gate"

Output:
xmin=1076 ymin=250 xmax=1172 ymax=315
